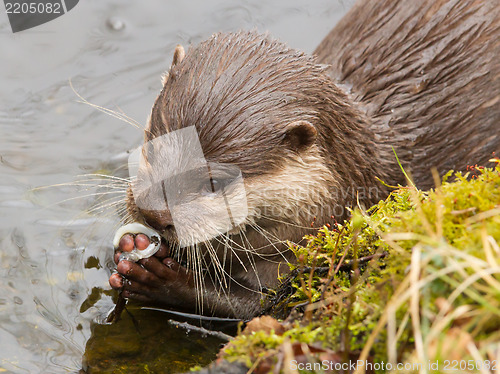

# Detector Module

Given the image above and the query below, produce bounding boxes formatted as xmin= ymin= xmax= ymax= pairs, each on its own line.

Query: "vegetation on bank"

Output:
xmin=220 ymin=160 xmax=500 ymax=373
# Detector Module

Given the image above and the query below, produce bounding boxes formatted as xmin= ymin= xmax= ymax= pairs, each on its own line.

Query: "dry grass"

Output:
xmin=221 ymin=160 xmax=500 ymax=374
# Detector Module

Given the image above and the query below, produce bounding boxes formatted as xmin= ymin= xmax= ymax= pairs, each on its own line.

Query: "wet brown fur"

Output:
xmin=315 ymin=0 xmax=500 ymax=188
xmin=123 ymin=0 xmax=499 ymax=318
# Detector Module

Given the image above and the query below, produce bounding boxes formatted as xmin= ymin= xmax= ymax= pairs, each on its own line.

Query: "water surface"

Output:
xmin=0 ymin=1 xmax=351 ymax=372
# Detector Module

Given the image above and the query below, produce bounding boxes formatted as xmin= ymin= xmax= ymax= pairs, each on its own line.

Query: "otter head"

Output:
xmin=126 ymin=31 xmax=384 ymax=253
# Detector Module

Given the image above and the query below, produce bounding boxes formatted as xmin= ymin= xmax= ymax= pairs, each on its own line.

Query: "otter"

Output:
xmin=108 ymin=0 xmax=500 ymax=319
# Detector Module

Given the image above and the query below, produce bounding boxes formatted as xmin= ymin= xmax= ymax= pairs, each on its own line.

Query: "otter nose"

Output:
xmin=139 ymin=208 xmax=174 ymax=232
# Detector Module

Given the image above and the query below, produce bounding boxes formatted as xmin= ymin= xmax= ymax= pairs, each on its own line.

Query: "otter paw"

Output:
xmin=109 ymin=224 xmax=194 ymax=306
xmin=112 ymin=223 xmax=162 ymax=262
xmin=113 ymin=232 xmax=169 ymax=265
xmin=109 ymin=255 xmax=193 ymax=305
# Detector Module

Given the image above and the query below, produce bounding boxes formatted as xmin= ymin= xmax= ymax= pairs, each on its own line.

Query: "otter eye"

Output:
xmin=210 ymin=179 xmax=221 ymax=192
xmin=202 ymin=177 xmax=223 ymax=194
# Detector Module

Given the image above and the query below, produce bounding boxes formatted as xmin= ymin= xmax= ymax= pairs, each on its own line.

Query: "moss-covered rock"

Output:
xmin=220 ymin=161 xmax=500 ymax=373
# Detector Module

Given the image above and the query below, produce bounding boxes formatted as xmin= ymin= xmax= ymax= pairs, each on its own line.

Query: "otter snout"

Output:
xmin=139 ymin=207 xmax=174 ymax=233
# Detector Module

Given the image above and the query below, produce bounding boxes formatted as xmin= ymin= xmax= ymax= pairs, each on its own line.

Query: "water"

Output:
xmin=0 ymin=1 xmax=352 ymax=372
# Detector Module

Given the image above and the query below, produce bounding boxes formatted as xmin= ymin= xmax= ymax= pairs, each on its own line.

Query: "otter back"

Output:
xmin=315 ymin=0 xmax=500 ymax=188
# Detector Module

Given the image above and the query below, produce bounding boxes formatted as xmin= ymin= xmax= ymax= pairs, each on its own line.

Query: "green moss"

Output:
xmin=222 ymin=162 xmax=500 ymax=373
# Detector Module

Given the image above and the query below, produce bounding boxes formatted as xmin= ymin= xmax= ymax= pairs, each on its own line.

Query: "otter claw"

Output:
xmin=113 ymin=223 xmax=162 ymax=262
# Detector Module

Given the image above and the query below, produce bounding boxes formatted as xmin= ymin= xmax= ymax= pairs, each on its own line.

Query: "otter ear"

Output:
xmin=162 ymin=44 xmax=186 ymax=85
xmin=282 ymin=121 xmax=317 ymax=152
xmin=172 ymin=44 xmax=185 ymax=67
